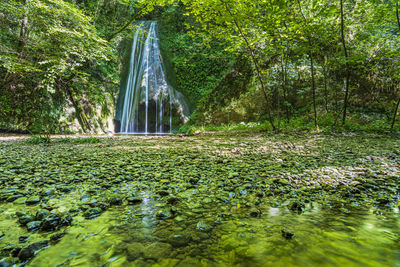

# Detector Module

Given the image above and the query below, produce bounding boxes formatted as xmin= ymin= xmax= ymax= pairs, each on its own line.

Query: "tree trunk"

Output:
xmin=281 ymin=56 xmax=290 ymax=122
xmin=18 ymin=0 xmax=29 ymax=57
xmin=396 ymin=2 xmax=400 ymax=30
xmin=391 ymin=3 xmax=400 ymax=131
xmin=340 ymin=0 xmax=350 ymax=125
xmin=323 ymin=56 xmax=329 ymax=113
xmin=391 ymin=98 xmax=400 ymax=130
xmin=310 ymin=51 xmax=317 ymax=127
xmin=66 ymin=87 xmax=91 ymax=132
xmin=220 ymin=0 xmax=276 ymax=130
xmin=59 ymin=73 xmax=92 ymax=132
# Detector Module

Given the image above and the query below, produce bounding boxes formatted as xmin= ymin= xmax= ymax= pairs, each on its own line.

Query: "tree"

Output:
xmin=0 ymin=0 xmax=113 ymax=132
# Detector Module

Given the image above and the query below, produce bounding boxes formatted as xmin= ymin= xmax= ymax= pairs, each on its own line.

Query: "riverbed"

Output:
xmin=0 ymin=132 xmax=399 ymax=266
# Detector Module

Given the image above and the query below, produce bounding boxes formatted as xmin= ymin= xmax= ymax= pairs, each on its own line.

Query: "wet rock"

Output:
xmin=174 ymin=216 xmax=185 ymax=222
xmin=49 ymin=232 xmax=65 ymax=244
xmin=377 ymin=198 xmax=390 ymax=206
xmin=40 ymin=213 xmax=61 ymax=231
xmin=68 ymin=207 xmax=80 ymax=216
xmin=196 ymin=221 xmax=209 ymax=231
xmin=273 ymin=178 xmax=290 ymax=186
xmin=35 ymin=209 xmax=50 ymax=221
xmin=124 ymin=242 xmax=145 ymax=261
xmin=170 ymin=206 xmax=178 ymax=214
xmin=169 ymin=233 xmax=191 ymax=247
xmin=228 ymin=172 xmax=239 ymax=178
xmin=13 ymin=197 xmax=27 ymax=204
xmin=156 ymin=208 xmax=174 ymax=220
xmin=367 ymin=177 xmax=379 ymax=184
xmin=18 ymin=215 xmax=34 ymax=226
xmin=281 ymin=229 xmax=294 ymax=240
xmin=80 ymin=205 xmax=90 ymax=211
xmin=157 ymin=190 xmax=169 ymax=196
xmin=108 ymin=197 xmax=123 ymax=206
xmin=42 ymin=188 xmax=55 ymax=196
xmin=80 ymin=194 xmax=89 ymax=201
xmin=189 ymin=178 xmax=198 ymax=184
xmin=83 ymin=207 xmax=102 ymax=219
xmin=127 ymin=197 xmax=142 ymax=205
xmin=288 ymin=201 xmax=305 ymax=214
xmin=18 ymin=240 xmax=48 ymax=262
xmin=249 ymin=207 xmax=261 ymax=217
xmin=90 ymin=202 xmax=107 ymax=211
xmin=239 ymin=189 xmax=248 ymax=197
xmin=19 ymin=236 xmax=29 ymax=243
xmin=166 ymin=195 xmax=178 ymax=204
xmin=26 ymin=221 xmax=41 ymax=232
xmin=26 ymin=196 xmax=41 ymax=205
xmin=0 ymin=257 xmax=17 ymax=267
xmin=7 ymin=195 xmax=24 ymax=202
xmin=256 ymin=191 xmax=265 ymax=198
xmin=59 ymin=186 xmax=74 ymax=193
xmin=143 ymin=242 xmax=172 ymax=259
xmin=5 ymin=244 xmax=24 ymax=257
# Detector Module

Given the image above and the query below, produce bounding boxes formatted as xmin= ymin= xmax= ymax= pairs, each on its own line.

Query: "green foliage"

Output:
xmin=158 ymin=5 xmax=237 ymax=107
xmin=140 ymin=0 xmax=400 ymax=132
xmin=0 ymin=0 xmax=399 ymax=133
xmin=0 ymin=0 xmax=119 ymax=133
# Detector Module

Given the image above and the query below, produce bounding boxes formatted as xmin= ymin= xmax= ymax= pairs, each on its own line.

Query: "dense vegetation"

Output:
xmin=0 ymin=0 xmax=399 ymax=133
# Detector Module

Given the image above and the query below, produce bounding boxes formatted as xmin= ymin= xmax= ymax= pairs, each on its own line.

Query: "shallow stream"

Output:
xmin=1 ymin=194 xmax=399 ymax=266
xmin=0 ymin=134 xmax=399 ymax=266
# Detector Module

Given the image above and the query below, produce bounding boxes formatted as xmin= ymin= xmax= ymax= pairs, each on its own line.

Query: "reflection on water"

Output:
xmin=26 ymin=194 xmax=400 ymax=267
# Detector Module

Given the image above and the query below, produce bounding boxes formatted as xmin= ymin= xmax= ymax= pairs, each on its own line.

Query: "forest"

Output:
xmin=0 ymin=0 xmax=399 ymax=133
xmin=0 ymin=0 xmax=399 ymax=266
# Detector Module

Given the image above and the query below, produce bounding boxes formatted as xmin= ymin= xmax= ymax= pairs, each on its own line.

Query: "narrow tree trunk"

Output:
xmin=18 ymin=0 xmax=28 ymax=57
xmin=220 ymin=0 xmax=276 ymax=130
xmin=391 ymin=98 xmax=400 ymax=130
xmin=340 ymin=0 xmax=350 ymax=125
xmin=59 ymin=73 xmax=92 ymax=132
xmin=323 ymin=56 xmax=329 ymax=113
xmin=66 ymin=87 xmax=91 ymax=132
xmin=389 ymin=3 xmax=400 ymax=131
xmin=310 ymin=51 xmax=317 ymax=127
xmin=281 ymin=56 xmax=290 ymax=122
xmin=396 ymin=2 xmax=400 ymax=30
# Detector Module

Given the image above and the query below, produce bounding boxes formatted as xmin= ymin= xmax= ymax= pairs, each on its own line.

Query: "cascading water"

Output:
xmin=115 ymin=21 xmax=189 ymax=134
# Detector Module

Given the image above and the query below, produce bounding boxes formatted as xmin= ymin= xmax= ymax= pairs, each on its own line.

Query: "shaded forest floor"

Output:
xmin=0 ymin=132 xmax=399 ymax=266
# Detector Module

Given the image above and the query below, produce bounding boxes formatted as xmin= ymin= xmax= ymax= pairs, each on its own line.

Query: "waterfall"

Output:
xmin=115 ymin=21 xmax=189 ymax=134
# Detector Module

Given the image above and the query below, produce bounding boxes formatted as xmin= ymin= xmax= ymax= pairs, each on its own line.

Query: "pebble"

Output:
xmin=18 ymin=241 xmax=48 ymax=262
xmin=26 ymin=221 xmax=41 ymax=232
xmin=26 ymin=196 xmax=41 ymax=205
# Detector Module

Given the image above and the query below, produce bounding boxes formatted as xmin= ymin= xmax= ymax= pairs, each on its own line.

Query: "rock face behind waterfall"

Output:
xmin=115 ymin=21 xmax=190 ymax=134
